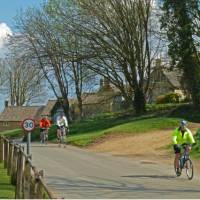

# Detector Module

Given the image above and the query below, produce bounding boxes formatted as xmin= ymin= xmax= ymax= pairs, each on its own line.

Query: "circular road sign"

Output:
xmin=22 ymin=118 xmax=36 ymax=132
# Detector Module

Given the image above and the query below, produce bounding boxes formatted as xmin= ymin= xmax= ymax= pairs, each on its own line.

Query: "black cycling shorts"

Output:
xmin=40 ymin=128 xmax=46 ymax=133
xmin=57 ymin=125 xmax=65 ymax=130
xmin=173 ymin=145 xmax=181 ymax=154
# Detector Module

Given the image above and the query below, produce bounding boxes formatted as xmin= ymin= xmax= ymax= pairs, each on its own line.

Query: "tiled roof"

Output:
xmin=162 ymin=68 xmax=183 ymax=89
xmin=82 ymin=92 xmax=119 ymax=105
xmin=0 ymin=106 xmax=44 ymax=122
xmin=40 ymin=100 xmax=57 ymax=116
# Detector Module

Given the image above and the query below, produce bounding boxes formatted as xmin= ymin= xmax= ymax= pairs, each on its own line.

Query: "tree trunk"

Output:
xmin=77 ymin=97 xmax=83 ymax=119
xmin=134 ymin=87 xmax=146 ymax=115
xmin=61 ymin=98 xmax=70 ymax=123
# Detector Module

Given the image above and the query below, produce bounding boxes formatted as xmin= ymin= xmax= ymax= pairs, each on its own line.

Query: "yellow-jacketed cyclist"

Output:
xmin=172 ymin=120 xmax=195 ymax=176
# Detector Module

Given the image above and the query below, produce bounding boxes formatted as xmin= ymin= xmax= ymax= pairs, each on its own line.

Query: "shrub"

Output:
xmin=146 ymin=103 xmax=180 ymax=112
xmin=195 ymin=129 xmax=200 ymax=140
xmin=156 ymin=92 xmax=181 ymax=104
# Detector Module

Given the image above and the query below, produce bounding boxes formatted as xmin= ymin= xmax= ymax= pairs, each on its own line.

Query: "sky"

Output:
xmin=0 ymin=0 xmax=45 ymax=28
xmin=0 ymin=0 xmax=46 ymax=111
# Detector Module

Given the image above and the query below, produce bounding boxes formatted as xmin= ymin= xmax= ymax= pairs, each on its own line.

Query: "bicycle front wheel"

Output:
xmin=185 ymin=159 xmax=193 ymax=180
xmin=174 ymin=158 xmax=182 ymax=176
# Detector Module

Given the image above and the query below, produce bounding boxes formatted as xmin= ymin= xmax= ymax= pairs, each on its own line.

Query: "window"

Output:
xmin=3 ymin=122 xmax=8 ymax=126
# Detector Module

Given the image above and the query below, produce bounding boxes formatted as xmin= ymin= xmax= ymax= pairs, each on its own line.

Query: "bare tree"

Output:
xmin=15 ymin=2 xmax=98 ymax=119
xmin=13 ymin=0 xmax=161 ymax=117
xmin=15 ymin=7 xmax=72 ymax=120
xmin=45 ymin=0 xmax=98 ymax=119
xmin=75 ymin=0 xmax=160 ymax=114
xmin=0 ymin=38 xmax=45 ymax=106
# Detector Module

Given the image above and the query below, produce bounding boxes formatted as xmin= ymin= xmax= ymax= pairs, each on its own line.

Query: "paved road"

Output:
xmin=29 ymin=143 xmax=200 ymax=199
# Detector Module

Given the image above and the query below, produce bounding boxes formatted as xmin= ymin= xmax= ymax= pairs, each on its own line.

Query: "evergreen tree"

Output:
xmin=161 ymin=0 xmax=200 ymax=106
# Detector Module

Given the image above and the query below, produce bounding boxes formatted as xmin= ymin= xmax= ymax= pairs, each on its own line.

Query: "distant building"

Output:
xmin=40 ymin=99 xmax=76 ymax=122
xmin=80 ymin=78 xmax=123 ymax=117
xmin=147 ymin=59 xmax=186 ymax=103
xmin=0 ymin=101 xmax=44 ymax=131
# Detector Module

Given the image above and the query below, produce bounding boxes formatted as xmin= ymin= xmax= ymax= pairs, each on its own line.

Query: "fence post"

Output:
xmin=7 ymin=142 xmax=14 ymax=176
xmin=23 ymin=159 xmax=32 ymax=199
xmin=30 ymin=166 xmax=37 ymax=199
xmin=32 ymin=169 xmax=42 ymax=199
xmin=15 ymin=147 xmax=24 ymax=199
xmin=0 ymin=136 xmax=3 ymax=162
xmin=11 ymin=145 xmax=18 ymax=185
xmin=4 ymin=139 xmax=8 ymax=169
xmin=1 ymin=136 xmax=55 ymax=199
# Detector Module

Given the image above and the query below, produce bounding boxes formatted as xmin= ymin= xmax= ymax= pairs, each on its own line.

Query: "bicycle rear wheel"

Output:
xmin=185 ymin=159 xmax=193 ymax=180
xmin=41 ymin=131 xmax=45 ymax=143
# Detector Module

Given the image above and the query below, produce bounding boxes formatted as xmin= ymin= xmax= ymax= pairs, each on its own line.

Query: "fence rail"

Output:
xmin=0 ymin=135 xmax=56 ymax=199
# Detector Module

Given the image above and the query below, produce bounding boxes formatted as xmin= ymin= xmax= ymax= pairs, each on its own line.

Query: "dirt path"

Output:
xmin=87 ymin=122 xmax=200 ymax=165
xmin=87 ymin=130 xmax=172 ymax=162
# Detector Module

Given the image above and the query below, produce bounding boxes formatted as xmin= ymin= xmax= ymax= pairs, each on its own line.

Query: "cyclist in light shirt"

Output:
xmin=56 ymin=112 xmax=69 ymax=143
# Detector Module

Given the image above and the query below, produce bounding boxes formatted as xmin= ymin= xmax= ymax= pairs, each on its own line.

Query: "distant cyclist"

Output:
xmin=172 ymin=120 xmax=195 ymax=176
xmin=56 ymin=112 xmax=69 ymax=146
xmin=39 ymin=116 xmax=51 ymax=143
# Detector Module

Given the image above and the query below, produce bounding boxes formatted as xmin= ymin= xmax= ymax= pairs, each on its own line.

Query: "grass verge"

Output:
xmin=0 ymin=128 xmax=23 ymax=138
xmin=0 ymin=163 xmax=15 ymax=199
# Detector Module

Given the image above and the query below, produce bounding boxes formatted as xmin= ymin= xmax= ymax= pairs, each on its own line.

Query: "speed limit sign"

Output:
xmin=22 ymin=118 xmax=36 ymax=132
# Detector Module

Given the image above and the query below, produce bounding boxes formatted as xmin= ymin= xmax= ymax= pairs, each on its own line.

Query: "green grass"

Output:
xmin=0 ymin=111 xmax=181 ymax=147
xmin=190 ymin=129 xmax=200 ymax=158
xmin=0 ymin=128 xmax=23 ymax=138
xmin=0 ymin=163 xmax=15 ymax=199
xmin=67 ymin=117 xmax=180 ymax=146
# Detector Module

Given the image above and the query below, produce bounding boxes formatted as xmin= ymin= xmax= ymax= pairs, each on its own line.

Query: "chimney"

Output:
xmin=5 ymin=100 xmax=8 ymax=108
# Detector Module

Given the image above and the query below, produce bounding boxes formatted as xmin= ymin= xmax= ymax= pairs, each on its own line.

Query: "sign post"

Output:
xmin=27 ymin=132 xmax=31 ymax=155
xmin=22 ymin=119 xmax=36 ymax=156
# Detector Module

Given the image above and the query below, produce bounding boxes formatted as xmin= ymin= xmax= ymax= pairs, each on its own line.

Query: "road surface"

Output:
xmin=29 ymin=143 xmax=200 ymax=199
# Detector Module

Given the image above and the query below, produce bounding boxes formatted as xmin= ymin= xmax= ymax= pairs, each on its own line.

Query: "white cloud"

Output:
xmin=0 ymin=22 xmax=12 ymax=49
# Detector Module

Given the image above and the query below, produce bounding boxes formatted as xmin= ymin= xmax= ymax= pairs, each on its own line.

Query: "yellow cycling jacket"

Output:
xmin=172 ymin=128 xmax=195 ymax=145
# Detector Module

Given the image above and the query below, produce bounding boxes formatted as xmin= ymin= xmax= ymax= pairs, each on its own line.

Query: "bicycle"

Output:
xmin=57 ymin=126 xmax=68 ymax=147
xmin=40 ymin=128 xmax=49 ymax=144
xmin=174 ymin=144 xmax=194 ymax=180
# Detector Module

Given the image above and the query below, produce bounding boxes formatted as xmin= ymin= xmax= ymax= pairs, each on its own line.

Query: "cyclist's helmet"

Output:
xmin=180 ymin=120 xmax=187 ymax=127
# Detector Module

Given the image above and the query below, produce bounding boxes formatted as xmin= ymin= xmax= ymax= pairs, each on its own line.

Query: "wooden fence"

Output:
xmin=0 ymin=136 xmax=56 ymax=199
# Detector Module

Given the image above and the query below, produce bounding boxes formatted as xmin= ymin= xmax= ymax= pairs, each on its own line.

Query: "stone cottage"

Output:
xmin=80 ymin=78 xmax=123 ymax=117
xmin=147 ymin=59 xmax=186 ymax=103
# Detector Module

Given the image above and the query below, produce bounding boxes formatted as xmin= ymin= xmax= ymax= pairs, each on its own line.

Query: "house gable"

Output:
xmin=148 ymin=66 xmax=184 ymax=102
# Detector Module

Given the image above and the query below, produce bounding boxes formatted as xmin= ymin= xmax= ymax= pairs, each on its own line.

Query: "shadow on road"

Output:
xmin=122 ymin=175 xmax=175 ymax=180
xmin=46 ymin=176 xmax=200 ymax=193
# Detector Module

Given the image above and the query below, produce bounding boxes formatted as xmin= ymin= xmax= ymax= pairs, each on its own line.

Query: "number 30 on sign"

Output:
xmin=22 ymin=119 xmax=36 ymax=132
